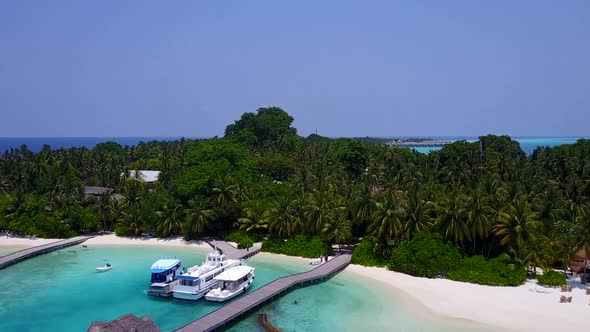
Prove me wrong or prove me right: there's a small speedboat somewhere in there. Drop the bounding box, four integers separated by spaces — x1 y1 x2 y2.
96 264 112 272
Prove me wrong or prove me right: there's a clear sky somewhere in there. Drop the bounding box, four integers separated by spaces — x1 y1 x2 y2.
1 1 589 137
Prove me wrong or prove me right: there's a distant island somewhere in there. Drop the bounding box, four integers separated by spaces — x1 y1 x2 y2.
384 138 452 147
350 136 452 147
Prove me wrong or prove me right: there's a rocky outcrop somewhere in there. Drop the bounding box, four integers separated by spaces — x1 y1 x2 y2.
87 313 160 332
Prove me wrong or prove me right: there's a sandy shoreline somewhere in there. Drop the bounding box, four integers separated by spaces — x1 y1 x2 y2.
0 234 212 250
2 235 587 331
0 237 60 247
84 234 212 249
345 265 589 332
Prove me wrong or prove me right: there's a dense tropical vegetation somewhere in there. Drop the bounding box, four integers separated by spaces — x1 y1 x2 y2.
1 107 589 285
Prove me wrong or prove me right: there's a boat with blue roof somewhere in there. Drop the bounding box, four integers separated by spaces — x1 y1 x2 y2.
147 257 183 297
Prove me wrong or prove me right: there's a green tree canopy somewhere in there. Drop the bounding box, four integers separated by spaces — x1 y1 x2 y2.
224 107 298 149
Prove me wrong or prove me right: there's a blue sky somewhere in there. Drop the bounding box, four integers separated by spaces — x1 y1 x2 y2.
1 1 588 137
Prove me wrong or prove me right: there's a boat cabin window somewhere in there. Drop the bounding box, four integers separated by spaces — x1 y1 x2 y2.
151 272 166 283
179 278 200 287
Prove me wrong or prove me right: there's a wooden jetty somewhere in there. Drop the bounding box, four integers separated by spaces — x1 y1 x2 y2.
0 236 93 270
175 254 352 332
205 240 260 260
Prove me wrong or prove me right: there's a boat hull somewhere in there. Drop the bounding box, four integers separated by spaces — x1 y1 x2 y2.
205 271 254 302
147 280 177 297
172 289 209 301
205 288 245 302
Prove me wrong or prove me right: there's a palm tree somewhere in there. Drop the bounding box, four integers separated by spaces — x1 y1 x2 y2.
184 200 213 238
266 196 296 238
493 198 540 250
304 190 336 234
289 189 308 235
404 184 432 239
3 191 26 222
95 192 113 231
238 201 268 234
209 176 238 208
118 207 143 236
156 204 183 237
435 194 470 244
369 192 405 246
350 184 376 236
466 191 494 254
322 208 352 252
532 183 564 231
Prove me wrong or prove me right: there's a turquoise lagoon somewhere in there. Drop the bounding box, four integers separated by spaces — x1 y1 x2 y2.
0 246 497 332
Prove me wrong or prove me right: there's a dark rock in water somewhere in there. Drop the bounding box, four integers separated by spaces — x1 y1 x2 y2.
87 313 160 332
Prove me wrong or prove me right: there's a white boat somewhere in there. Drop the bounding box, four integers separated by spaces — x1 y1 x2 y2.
172 251 244 301
147 258 183 297
96 264 112 272
204 265 255 302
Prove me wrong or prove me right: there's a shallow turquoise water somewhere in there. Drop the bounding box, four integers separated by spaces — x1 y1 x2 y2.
0 246 309 332
228 270 498 332
0 246 497 332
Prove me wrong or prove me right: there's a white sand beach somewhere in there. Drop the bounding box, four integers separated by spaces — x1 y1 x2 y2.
84 234 212 249
346 264 589 332
0 234 212 250
0 236 60 247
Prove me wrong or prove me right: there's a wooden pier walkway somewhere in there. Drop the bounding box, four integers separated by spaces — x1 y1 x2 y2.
175 253 351 332
0 236 93 270
206 240 260 260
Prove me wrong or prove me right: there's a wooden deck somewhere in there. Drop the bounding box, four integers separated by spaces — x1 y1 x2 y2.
0 236 93 270
175 253 351 332
206 240 261 260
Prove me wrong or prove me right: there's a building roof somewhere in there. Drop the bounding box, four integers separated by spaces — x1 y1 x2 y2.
125 170 160 183
151 258 181 273
84 186 114 195
214 266 254 282
83 186 125 201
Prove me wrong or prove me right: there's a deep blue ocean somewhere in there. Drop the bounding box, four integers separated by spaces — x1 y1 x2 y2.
0 137 195 153
0 136 586 155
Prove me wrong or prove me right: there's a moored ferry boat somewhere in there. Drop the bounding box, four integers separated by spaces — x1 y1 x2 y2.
204 265 255 302
147 258 183 297
172 251 243 301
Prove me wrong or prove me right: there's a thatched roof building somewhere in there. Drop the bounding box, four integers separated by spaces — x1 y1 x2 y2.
83 186 124 201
